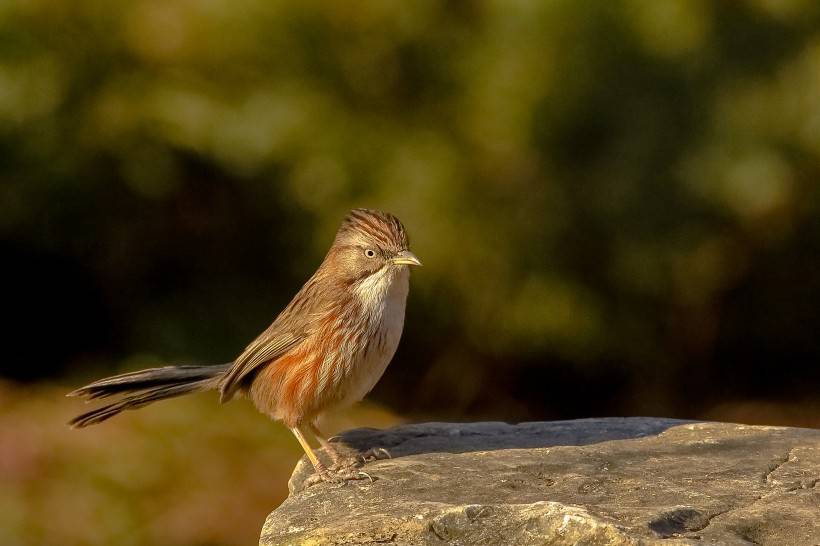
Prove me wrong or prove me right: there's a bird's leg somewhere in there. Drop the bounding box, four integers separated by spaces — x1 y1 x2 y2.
308 423 347 467
292 425 372 487
290 426 329 475
310 423 391 471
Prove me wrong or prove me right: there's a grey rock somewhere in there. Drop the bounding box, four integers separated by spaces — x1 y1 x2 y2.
260 418 820 546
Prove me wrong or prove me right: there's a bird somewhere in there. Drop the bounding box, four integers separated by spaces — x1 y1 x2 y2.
68 208 421 484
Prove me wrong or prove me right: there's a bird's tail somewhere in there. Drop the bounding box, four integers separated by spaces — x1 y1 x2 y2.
67 363 232 428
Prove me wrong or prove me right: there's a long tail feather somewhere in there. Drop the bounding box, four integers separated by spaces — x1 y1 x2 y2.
68 364 230 400
67 363 231 428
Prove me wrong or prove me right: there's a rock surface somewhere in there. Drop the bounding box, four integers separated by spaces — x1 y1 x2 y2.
260 418 820 545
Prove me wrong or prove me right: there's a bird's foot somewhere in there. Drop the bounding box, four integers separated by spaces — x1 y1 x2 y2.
359 447 392 464
304 467 373 488
329 447 391 472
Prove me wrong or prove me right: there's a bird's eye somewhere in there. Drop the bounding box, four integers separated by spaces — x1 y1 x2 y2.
364 248 376 258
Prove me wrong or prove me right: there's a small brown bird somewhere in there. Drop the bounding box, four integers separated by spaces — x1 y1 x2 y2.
68 208 421 484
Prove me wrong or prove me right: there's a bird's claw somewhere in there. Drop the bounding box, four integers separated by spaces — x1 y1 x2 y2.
359 447 391 463
328 447 391 472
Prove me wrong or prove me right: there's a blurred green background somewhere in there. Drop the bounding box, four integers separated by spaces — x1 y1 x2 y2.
3 0 820 544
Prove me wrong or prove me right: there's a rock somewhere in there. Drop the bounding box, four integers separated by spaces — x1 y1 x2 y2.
260 418 820 545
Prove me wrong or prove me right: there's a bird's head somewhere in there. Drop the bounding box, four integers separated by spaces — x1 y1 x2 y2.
325 208 421 288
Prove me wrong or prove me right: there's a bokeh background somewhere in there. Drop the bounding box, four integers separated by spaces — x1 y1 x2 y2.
3 1 820 544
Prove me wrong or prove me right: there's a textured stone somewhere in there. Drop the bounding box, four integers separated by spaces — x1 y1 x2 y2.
260 418 820 545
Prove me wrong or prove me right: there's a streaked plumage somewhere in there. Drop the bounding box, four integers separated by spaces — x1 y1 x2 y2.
68 208 420 483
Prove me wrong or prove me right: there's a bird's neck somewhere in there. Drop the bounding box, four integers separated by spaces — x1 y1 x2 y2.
352 266 409 318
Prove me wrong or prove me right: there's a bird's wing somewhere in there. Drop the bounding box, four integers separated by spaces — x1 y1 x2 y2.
218 276 331 402
217 327 306 402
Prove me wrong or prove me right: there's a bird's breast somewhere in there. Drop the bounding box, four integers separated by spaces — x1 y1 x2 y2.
258 268 410 425
334 267 409 408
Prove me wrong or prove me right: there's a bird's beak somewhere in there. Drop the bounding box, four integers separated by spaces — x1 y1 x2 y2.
391 250 422 267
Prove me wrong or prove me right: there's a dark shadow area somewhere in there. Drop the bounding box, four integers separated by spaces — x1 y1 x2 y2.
335 417 689 459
